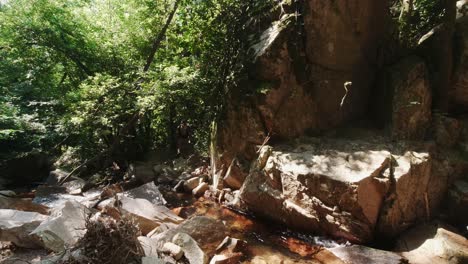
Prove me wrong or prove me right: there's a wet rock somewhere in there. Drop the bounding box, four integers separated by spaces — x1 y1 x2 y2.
447 180 468 224
239 139 438 243
123 182 167 205
100 195 182 235
152 216 227 251
329 245 407 264
192 182 209 197
395 223 468 264
31 201 89 252
162 242 184 260
172 233 208 264
216 236 246 254
0 209 48 248
0 195 49 215
209 253 242 264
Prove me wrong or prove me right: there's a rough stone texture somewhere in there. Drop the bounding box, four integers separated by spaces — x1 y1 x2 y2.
329 245 407 264
433 114 463 147
123 182 167 205
172 233 208 264
152 216 227 250
239 138 443 243
100 196 183 235
223 159 247 190
376 57 432 140
447 180 468 224
31 201 89 252
0 209 48 248
218 0 388 162
395 223 468 264
451 16 468 111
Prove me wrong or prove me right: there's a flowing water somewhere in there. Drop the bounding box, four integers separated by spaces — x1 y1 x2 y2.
160 187 349 263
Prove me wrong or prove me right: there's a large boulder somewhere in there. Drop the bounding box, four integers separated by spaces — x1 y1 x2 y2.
31 201 90 252
0 209 48 248
99 196 183 235
395 222 468 264
238 139 445 243
218 0 388 160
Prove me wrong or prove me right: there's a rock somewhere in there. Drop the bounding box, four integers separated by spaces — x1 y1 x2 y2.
138 236 159 256
184 177 203 192
433 114 463 147
123 182 167 205
152 216 227 252
172 233 208 264
0 209 48 248
130 163 156 183
329 245 407 264
239 139 440 243
0 195 49 215
447 180 468 224
173 180 185 193
141 256 167 264
100 196 183 235
451 16 468 111
192 182 209 197
376 57 432 140
216 236 246 254
209 253 242 264
218 0 389 164
162 242 184 260
31 201 89 252
223 159 247 190
45 169 68 185
62 178 86 195
395 223 468 264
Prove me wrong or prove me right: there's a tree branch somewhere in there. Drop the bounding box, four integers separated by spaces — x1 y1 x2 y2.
143 0 180 72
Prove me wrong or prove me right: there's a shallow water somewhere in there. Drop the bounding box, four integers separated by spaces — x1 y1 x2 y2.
160 187 349 263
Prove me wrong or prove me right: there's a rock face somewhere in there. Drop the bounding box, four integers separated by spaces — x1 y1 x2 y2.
451 16 468 111
376 57 432 140
239 139 445 243
218 0 388 160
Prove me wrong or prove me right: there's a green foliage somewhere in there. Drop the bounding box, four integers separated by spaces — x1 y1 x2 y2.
0 0 275 166
394 0 446 47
